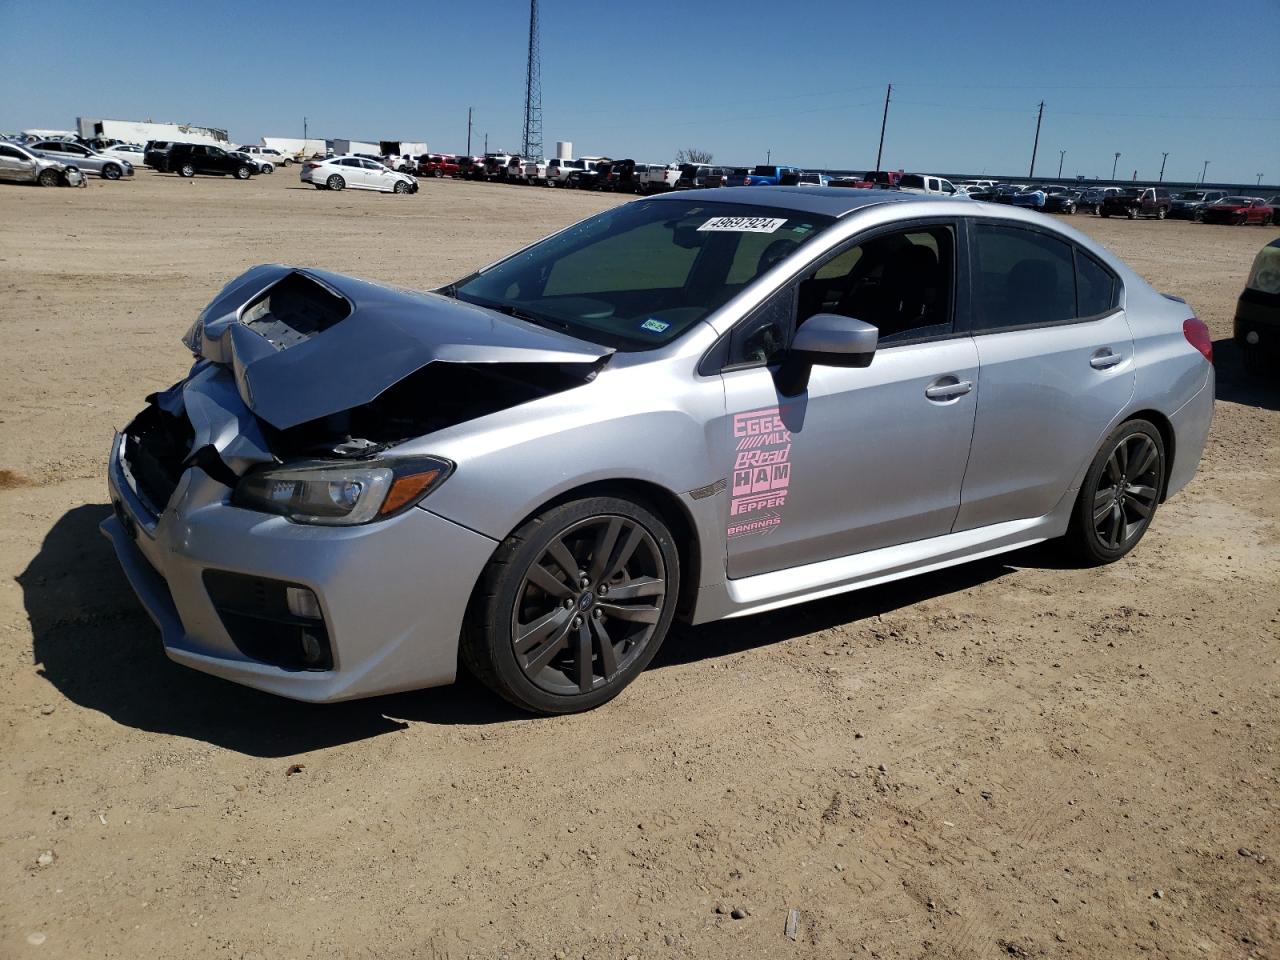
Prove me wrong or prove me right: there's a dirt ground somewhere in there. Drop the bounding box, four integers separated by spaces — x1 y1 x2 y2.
0 170 1276 960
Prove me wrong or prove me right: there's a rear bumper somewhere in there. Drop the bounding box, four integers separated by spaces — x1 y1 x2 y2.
103 435 498 702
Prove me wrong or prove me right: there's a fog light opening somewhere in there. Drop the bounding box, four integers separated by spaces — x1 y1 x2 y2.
285 586 322 620
1246 330 1260 345
300 630 325 666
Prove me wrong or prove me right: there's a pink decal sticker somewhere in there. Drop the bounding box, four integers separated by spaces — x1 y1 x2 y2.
727 407 794 539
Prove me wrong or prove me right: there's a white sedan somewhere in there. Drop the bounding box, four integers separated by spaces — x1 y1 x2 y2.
300 155 418 193
98 143 146 167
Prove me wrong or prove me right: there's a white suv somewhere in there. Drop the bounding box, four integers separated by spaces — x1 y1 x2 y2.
237 145 293 167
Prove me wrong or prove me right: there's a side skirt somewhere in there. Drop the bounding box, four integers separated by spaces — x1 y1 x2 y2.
691 512 1069 623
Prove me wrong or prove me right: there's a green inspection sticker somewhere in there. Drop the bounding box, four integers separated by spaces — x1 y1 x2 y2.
640 318 670 333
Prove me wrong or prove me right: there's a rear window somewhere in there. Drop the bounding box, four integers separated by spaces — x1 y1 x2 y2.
752 165 777 176
898 174 925 189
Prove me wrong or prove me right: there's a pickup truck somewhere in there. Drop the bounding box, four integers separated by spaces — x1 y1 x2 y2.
1170 189 1228 221
545 157 595 186
726 164 800 187
1100 186 1172 220
638 162 681 193
896 173 959 196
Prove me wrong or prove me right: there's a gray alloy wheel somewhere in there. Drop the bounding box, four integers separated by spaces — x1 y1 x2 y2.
326 174 345 191
102 164 121 181
1066 202 1076 215
462 496 680 714
1069 420 1164 564
393 180 409 194
37 168 61 187
178 162 195 178
234 165 251 180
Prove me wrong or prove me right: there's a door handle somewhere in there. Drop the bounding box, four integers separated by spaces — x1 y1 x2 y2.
925 378 973 400
1090 349 1124 370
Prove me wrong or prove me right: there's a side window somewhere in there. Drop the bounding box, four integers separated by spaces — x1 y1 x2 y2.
1076 251 1118 317
0 146 20 159
727 285 796 368
799 225 955 344
971 224 1075 330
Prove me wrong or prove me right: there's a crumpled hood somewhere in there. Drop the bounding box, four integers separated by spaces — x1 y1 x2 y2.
184 264 612 431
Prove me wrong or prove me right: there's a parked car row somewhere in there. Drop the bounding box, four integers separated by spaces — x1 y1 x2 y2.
2 137 135 181
0 140 85 187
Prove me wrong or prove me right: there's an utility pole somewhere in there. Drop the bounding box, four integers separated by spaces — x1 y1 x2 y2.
1258 173 1264 186
1057 149 1065 179
766 148 771 164
1112 152 1120 180
1200 160 1209 185
484 132 489 154
874 83 891 175
1158 152 1168 182
303 116 308 143
1029 101 1044 178
466 107 473 156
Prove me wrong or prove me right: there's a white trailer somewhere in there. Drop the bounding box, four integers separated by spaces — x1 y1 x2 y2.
76 117 229 146
262 137 328 160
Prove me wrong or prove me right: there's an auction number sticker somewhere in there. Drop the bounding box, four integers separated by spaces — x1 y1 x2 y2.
697 216 788 233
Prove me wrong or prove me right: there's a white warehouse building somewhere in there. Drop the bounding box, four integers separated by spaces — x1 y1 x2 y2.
76 117 229 146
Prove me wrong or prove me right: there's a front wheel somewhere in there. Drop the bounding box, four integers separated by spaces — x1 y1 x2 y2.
462 496 680 715
393 180 409 194
234 165 252 180
37 168 61 187
326 174 345 191
1156 207 1166 220
1194 209 1205 222
1127 207 1139 220
1066 420 1164 565
1099 208 1110 218
102 164 122 181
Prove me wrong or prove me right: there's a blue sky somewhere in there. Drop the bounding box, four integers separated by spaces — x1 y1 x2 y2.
2 0 1277 185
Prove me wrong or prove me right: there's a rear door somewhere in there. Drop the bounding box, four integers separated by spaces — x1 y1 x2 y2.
956 220 1133 531
0 145 35 181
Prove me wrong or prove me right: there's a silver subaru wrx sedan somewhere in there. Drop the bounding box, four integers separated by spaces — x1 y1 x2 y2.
102 189 1215 714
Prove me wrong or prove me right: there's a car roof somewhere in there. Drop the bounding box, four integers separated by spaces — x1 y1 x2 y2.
645 185 925 217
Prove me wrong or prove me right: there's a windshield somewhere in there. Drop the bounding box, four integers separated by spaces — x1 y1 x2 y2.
449 199 834 349
1116 188 1140 197
1179 191 1206 201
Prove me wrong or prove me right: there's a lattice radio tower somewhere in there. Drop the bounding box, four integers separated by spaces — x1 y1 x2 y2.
522 0 544 160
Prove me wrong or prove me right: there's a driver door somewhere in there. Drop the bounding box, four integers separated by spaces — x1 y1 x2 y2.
713 220 980 579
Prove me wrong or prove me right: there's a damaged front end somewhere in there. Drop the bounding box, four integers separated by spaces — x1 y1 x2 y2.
122 264 612 520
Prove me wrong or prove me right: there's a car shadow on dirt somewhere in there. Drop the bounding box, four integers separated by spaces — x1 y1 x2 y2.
1213 337 1279 411
22 504 1045 757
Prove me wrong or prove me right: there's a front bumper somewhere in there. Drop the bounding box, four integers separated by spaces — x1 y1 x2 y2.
1234 294 1280 357
103 435 498 702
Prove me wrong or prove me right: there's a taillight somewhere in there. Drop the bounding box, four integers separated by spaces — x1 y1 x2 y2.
1182 317 1213 364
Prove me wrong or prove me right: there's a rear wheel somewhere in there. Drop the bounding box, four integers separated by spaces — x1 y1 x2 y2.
326 174 345 191
1260 214 1272 226
1194 208 1205 222
37 168 61 187
1099 208 1110 218
1066 420 1164 565
102 164 122 181
462 496 680 714
178 163 195 178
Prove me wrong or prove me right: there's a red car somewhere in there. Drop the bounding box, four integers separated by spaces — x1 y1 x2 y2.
417 153 460 178
1201 196 1275 226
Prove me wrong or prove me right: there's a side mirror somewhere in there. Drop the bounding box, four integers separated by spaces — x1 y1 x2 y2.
775 314 878 396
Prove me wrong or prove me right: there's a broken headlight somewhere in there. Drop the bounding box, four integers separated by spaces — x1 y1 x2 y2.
233 456 453 525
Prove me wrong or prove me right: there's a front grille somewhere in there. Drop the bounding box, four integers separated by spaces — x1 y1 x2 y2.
202 570 334 671
121 403 194 515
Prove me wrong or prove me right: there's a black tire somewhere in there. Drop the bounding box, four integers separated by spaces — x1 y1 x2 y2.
1066 202 1076 215
234 165 251 180
462 496 681 715
326 174 345 191
393 180 409 194
281 158 292 166
102 164 121 181
262 164 273 174
1066 419 1165 565
1099 208 1110 218
178 163 195 178
433 169 443 178
313 184 325 190
1127 206 1139 220
1260 214 1272 226
37 168 61 187
1156 207 1166 220
1194 208 1205 222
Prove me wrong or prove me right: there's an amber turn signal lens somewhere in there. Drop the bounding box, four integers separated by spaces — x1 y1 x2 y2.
379 470 442 515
